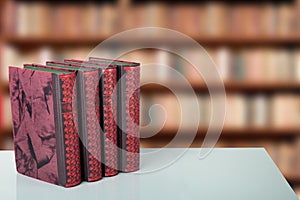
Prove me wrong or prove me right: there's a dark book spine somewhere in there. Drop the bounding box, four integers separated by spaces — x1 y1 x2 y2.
100 68 118 176
118 65 140 172
53 73 82 187
77 70 102 182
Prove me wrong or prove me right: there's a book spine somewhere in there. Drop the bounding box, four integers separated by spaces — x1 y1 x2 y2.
77 70 102 181
100 68 118 176
53 73 81 187
63 59 119 176
118 65 140 172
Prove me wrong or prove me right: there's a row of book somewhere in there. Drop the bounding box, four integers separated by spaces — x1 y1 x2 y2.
3 46 300 86
3 46 300 90
121 48 300 85
3 1 300 37
9 58 140 187
141 93 300 130
3 2 118 37
123 2 300 37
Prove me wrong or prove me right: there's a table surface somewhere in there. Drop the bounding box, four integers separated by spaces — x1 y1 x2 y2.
0 148 298 200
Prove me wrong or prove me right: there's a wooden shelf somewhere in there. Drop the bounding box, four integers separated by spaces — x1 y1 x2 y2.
4 79 300 94
142 127 300 138
0 127 12 137
0 82 9 94
3 35 300 46
0 127 12 149
218 82 300 92
191 35 300 46
3 81 300 96
3 125 299 139
218 127 300 139
2 81 300 95
285 173 300 184
141 82 300 94
3 35 109 46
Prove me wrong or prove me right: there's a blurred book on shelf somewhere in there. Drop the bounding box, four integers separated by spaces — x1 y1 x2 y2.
1 1 300 38
141 93 300 131
123 47 300 86
4 1 118 37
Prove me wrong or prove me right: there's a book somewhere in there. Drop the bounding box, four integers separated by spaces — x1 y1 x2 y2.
249 94 269 127
89 57 140 173
293 49 300 81
224 94 247 128
205 2 228 36
64 59 119 177
244 48 265 83
260 3 277 36
242 5 261 37
214 46 231 81
271 94 299 128
277 4 294 36
44 62 103 181
9 65 81 187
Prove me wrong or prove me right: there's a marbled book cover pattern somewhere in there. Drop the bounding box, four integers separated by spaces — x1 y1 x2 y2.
9 67 59 184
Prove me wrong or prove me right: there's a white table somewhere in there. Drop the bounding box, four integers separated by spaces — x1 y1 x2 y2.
0 148 298 200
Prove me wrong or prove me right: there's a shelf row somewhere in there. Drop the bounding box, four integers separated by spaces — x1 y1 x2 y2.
2 82 300 95
2 39 300 88
0 82 300 95
1 35 300 46
2 1 300 39
141 93 300 131
141 82 300 93
141 127 300 138
1 126 300 139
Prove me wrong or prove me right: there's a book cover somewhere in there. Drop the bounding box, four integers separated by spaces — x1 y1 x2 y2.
9 66 81 187
89 57 140 173
44 62 103 181
64 59 118 177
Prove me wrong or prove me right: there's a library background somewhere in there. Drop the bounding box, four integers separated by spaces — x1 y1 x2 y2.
1 0 300 195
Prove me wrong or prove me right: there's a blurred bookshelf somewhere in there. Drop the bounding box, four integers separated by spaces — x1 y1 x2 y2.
1 0 300 194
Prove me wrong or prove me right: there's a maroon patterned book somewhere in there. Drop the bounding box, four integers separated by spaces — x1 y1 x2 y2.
9 66 81 187
64 59 119 177
44 62 103 182
88 57 140 173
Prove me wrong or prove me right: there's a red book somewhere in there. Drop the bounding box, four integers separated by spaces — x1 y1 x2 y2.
64 59 119 177
9 66 81 187
43 62 103 181
89 57 140 173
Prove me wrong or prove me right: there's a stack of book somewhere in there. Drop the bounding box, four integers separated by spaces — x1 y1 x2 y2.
8 58 140 187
